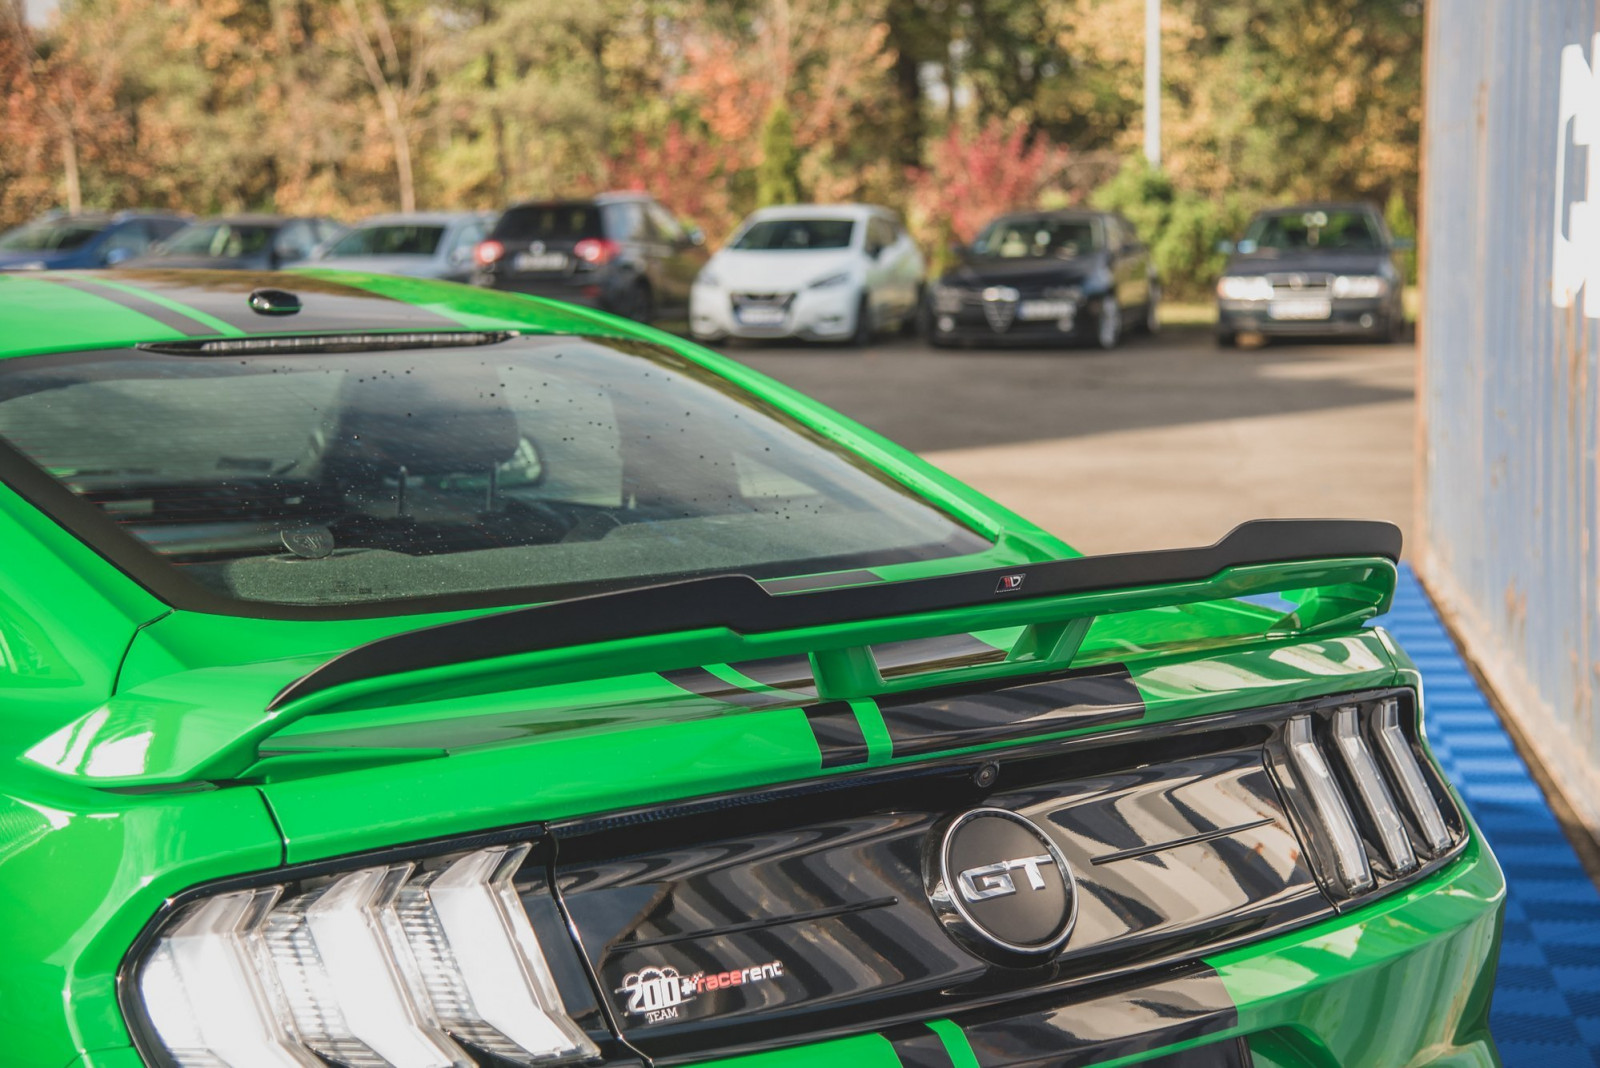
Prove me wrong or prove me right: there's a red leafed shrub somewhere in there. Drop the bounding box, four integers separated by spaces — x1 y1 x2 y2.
604 121 746 242
906 120 1067 254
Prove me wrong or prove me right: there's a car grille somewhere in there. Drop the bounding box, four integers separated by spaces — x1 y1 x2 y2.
731 292 796 308
548 684 1464 1063
1265 272 1334 297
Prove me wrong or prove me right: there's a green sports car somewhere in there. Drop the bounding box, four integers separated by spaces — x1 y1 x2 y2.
0 269 1501 1068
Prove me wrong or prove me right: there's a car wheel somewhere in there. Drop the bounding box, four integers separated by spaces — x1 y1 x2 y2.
849 293 873 347
1144 284 1161 335
1096 296 1121 350
617 280 654 323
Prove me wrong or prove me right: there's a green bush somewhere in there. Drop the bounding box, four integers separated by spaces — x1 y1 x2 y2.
1090 159 1247 301
756 104 802 208
1385 188 1417 285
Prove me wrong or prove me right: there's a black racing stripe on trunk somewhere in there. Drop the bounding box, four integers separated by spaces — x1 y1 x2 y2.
955 963 1240 1067
886 1029 958 1068
729 654 817 696
36 276 215 336
881 664 1145 759
659 667 794 710
875 633 1005 677
803 701 869 768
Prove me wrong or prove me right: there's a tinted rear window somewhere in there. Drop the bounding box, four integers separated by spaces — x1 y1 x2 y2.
0 336 988 614
495 205 602 242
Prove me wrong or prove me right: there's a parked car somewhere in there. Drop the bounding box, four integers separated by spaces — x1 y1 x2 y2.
0 211 190 271
690 203 924 344
1215 202 1410 345
472 192 707 323
124 214 345 270
0 265 1501 1068
312 211 496 282
926 209 1157 349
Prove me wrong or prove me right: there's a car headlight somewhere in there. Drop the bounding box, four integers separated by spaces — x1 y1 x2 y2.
695 267 720 288
808 271 852 290
134 841 599 1067
1217 275 1274 301
1331 274 1388 299
1085 265 1113 293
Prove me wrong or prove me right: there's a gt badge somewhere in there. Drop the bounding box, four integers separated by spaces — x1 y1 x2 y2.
924 807 1077 966
996 573 1026 593
618 959 785 1024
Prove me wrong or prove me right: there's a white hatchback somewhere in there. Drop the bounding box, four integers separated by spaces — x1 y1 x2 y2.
690 204 925 344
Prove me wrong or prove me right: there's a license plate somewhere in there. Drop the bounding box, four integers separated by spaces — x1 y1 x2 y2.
513 251 569 272
1018 299 1076 321
737 306 787 326
1269 297 1332 320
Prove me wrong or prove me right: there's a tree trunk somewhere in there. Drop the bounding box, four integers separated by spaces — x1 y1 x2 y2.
60 125 81 212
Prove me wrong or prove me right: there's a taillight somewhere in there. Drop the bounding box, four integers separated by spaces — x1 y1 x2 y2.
133 842 599 1067
573 238 619 266
473 240 504 267
1273 694 1463 898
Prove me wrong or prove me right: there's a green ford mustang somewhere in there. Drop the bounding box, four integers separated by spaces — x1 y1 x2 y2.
0 269 1501 1067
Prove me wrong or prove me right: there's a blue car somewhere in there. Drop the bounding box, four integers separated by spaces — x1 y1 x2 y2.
0 211 191 271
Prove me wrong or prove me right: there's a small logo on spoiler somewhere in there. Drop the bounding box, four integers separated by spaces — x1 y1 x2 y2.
995 573 1026 593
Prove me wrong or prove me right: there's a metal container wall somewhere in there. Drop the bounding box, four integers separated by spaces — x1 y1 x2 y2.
1421 1 1600 832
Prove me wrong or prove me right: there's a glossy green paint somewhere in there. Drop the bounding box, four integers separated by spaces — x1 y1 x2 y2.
0 272 1501 1066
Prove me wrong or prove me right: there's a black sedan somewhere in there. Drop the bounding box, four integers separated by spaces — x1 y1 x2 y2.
1214 203 1410 345
925 210 1158 349
123 214 345 270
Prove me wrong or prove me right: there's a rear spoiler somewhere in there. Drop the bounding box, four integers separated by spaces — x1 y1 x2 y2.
24 518 1401 787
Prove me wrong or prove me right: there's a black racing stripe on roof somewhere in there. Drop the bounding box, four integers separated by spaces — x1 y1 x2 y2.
35 276 215 337
95 270 461 335
803 701 870 768
880 664 1144 759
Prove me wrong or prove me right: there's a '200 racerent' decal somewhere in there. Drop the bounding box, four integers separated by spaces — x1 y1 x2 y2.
618 960 786 1024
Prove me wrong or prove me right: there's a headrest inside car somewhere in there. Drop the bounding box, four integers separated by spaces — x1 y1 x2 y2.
326 369 520 479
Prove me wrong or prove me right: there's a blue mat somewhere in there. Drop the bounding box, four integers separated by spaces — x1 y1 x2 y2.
1388 566 1600 1066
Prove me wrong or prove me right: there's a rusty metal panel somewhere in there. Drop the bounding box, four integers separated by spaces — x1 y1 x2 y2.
1420 0 1600 833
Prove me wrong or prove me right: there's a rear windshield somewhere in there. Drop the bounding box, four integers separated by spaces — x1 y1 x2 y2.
324 225 445 257
972 217 1099 259
1243 210 1381 251
495 205 602 242
159 223 273 257
731 219 855 250
0 220 103 251
0 336 988 613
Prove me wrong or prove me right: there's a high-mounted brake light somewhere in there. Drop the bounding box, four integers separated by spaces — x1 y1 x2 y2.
473 239 505 267
573 238 619 266
136 844 599 1068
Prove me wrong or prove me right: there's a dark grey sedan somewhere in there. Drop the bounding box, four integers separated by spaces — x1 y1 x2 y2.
1214 203 1411 345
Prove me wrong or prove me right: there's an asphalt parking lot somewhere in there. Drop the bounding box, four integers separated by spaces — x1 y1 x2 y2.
723 326 1417 555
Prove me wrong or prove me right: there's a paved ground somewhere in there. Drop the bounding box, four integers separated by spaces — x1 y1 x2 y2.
722 326 1416 555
